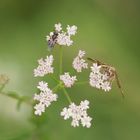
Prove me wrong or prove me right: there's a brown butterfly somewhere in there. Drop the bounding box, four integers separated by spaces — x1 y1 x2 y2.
87 57 125 99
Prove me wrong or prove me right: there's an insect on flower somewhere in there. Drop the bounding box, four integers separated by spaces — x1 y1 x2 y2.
46 23 77 50
87 57 125 99
47 31 59 50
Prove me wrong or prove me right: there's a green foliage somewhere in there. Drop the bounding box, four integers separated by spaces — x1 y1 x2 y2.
0 0 140 139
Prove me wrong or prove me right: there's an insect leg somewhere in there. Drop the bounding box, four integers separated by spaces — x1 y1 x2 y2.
115 71 125 99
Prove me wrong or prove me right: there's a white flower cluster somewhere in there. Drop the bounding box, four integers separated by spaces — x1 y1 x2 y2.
61 100 92 128
60 72 77 88
34 81 58 116
46 23 77 47
34 55 54 77
73 50 88 72
54 23 62 32
89 63 111 92
57 32 73 46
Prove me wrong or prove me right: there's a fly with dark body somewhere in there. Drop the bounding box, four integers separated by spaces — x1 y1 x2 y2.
48 31 59 50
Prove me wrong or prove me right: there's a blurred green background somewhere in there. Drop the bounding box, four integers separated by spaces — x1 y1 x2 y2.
0 0 140 140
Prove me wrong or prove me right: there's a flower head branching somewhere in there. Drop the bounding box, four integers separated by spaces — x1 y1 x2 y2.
32 23 125 128
0 23 124 129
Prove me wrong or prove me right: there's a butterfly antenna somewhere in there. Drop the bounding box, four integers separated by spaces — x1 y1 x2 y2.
87 57 96 62
87 57 104 65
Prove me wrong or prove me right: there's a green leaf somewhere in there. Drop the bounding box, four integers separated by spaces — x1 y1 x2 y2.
6 91 21 100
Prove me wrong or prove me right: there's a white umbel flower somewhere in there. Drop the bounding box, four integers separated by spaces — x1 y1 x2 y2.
60 100 92 128
37 81 48 92
57 32 73 46
80 100 89 110
34 81 58 116
78 50 86 58
89 63 112 92
91 63 101 74
46 23 77 48
60 72 77 88
81 116 92 128
67 25 77 35
101 81 111 91
89 72 102 89
34 103 45 116
60 107 71 120
54 23 62 32
73 50 88 72
71 119 79 127
34 55 54 77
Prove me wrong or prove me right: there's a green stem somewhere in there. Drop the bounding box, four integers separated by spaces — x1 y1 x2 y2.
52 83 63 92
62 88 72 104
51 75 59 83
0 91 33 106
59 46 63 75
